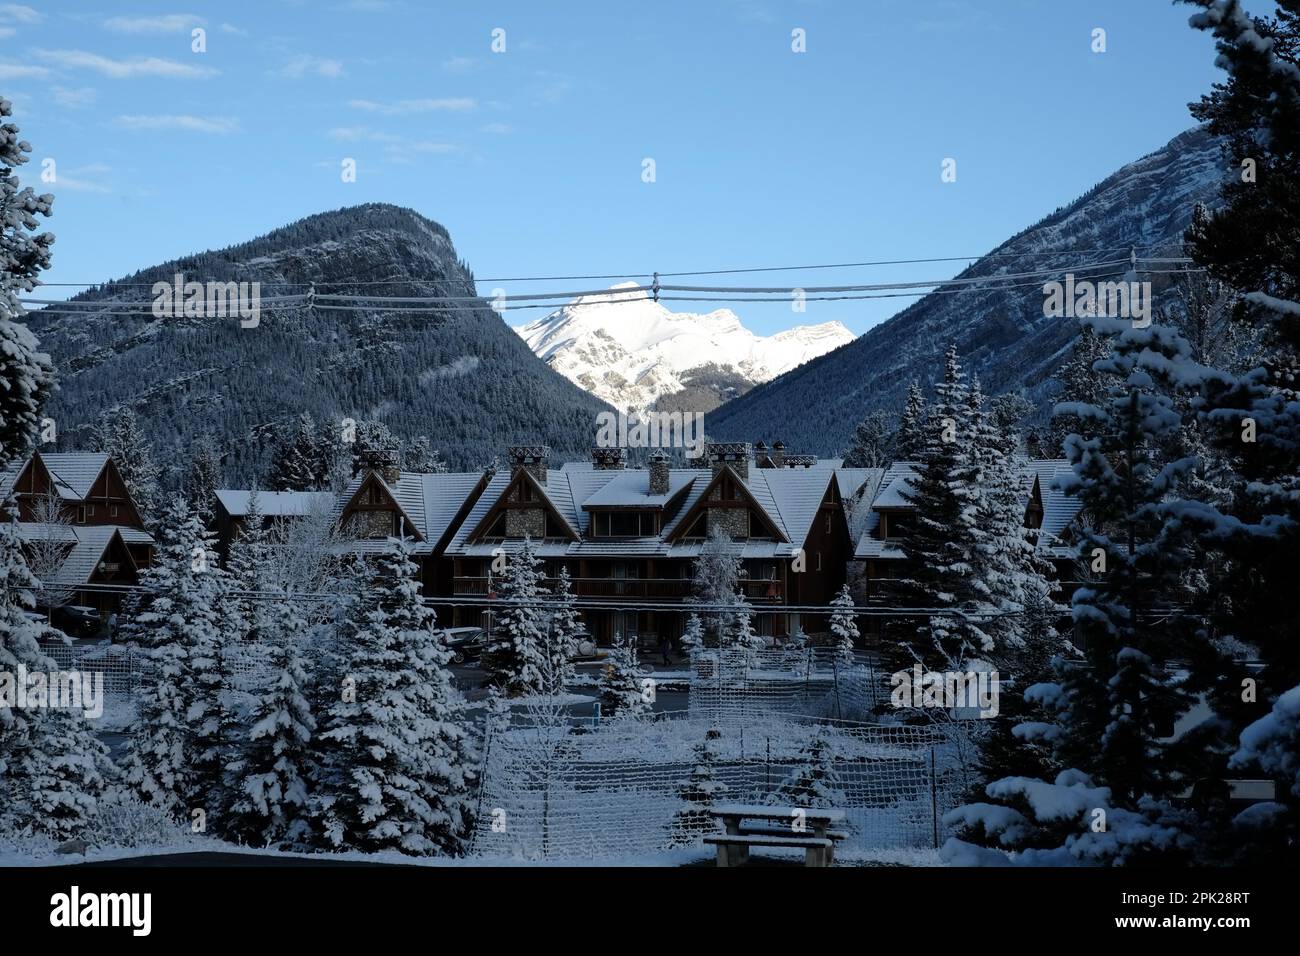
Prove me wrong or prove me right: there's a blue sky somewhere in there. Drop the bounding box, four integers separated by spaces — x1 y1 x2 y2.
2 0 1226 335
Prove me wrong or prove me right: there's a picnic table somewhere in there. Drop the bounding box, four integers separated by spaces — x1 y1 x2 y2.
705 803 847 867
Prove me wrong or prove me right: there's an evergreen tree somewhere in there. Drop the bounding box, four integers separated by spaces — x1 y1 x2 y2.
690 526 743 647
403 435 448 473
93 407 162 525
0 518 113 840
768 730 846 809
270 413 322 492
829 584 859 666
894 381 928 461
0 97 54 471
680 613 705 656
843 409 895 468
230 595 316 849
669 727 728 846
892 345 989 671
480 538 549 696
726 596 765 653
122 496 228 818
543 567 582 695
312 540 475 855
185 435 222 522
1049 326 1110 456
225 490 276 644
599 632 648 719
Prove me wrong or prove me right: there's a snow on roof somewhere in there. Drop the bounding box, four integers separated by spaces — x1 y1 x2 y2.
215 489 336 518
750 466 838 546
38 453 110 500
334 470 489 553
581 470 696 509
0 467 17 500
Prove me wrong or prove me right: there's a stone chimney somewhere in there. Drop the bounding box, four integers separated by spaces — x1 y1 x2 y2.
591 446 626 470
358 443 401 484
507 445 549 483
648 449 670 496
784 454 817 469
706 441 751 481
770 440 786 469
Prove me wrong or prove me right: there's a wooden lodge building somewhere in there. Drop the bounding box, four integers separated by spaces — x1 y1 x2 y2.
0 451 156 617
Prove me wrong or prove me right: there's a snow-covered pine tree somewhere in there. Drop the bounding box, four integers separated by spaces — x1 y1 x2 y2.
829 584 859 666
727 595 765 653
185 436 222 522
229 594 316 849
312 539 475 855
669 727 728 846
269 413 322 492
1165 0 1300 863
680 612 705 656
599 632 648 719
349 420 400 478
0 517 113 840
1048 325 1110 457
690 526 742 647
121 495 228 819
0 97 54 471
225 490 276 643
768 730 846 810
480 537 549 696
543 567 582 695
944 314 1205 866
0 113 112 839
403 435 448 473
894 380 928 461
892 345 988 673
93 407 162 525
843 409 895 468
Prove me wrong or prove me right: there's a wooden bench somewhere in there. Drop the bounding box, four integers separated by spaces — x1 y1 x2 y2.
707 804 848 867
704 833 834 868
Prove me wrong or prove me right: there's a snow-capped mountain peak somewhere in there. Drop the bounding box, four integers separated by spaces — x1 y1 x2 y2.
514 283 854 412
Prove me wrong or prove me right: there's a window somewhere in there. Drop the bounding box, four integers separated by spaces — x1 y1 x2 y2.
884 513 912 539
748 511 772 539
76 506 85 523
592 511 654 537
87 505 96 518
816 551 823 571
110 505 119 518
825 513 833 534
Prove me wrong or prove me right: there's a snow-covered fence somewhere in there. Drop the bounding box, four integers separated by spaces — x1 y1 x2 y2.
37 640 279 703
38 642 146 699
687 647 886 724
471 712 960 861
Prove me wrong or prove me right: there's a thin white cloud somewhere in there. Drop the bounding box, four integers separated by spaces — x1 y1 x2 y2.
0 27 14 39
0 4 41 24
442 56 478 74
52 86 97 108
220 23 246 35
114 114 238 133
0 63 50 79
480 122 511 135
35 49 218 79
281 54 344 79
348 96 475 114
47 163 111 194
103 14 204 35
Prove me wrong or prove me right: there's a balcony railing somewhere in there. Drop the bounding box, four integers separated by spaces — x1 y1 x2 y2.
451 575 783 602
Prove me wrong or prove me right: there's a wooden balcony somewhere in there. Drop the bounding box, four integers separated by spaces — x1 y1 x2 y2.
451 575 784 603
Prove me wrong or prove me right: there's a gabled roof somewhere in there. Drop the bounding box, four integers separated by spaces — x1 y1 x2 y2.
333 469 494 555
35 453 111 500
215 489 336 518
853 458 1083 560
15 523 141 587
664 465 788 544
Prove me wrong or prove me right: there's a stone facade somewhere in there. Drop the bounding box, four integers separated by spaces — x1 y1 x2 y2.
346 509 393 539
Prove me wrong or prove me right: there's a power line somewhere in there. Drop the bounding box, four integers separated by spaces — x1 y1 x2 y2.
30 244 1187 288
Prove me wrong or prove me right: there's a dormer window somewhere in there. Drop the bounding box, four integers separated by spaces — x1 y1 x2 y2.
592 511 656 537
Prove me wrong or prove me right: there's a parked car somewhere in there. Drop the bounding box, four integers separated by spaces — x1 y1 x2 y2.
443 627 487 665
